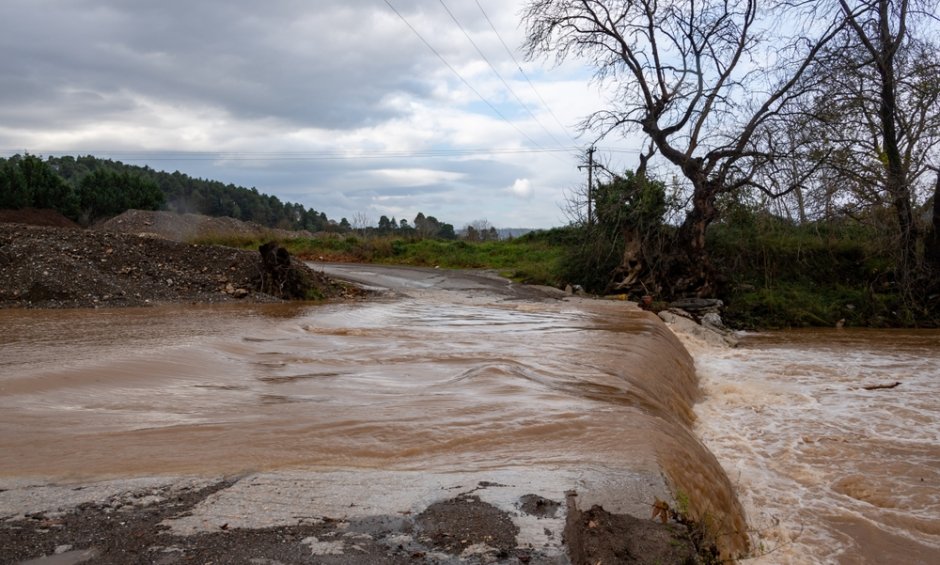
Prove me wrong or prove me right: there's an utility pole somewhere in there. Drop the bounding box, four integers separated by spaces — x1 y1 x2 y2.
578 146 596 226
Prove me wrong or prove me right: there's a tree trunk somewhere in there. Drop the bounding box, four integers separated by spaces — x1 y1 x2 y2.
643 126 721 297
881 81 918 281
926 172 940 272
675 182 719 296
794 186 808 224
874 0 918 285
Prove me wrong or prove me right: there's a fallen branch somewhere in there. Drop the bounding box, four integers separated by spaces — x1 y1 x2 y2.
862 381 901 391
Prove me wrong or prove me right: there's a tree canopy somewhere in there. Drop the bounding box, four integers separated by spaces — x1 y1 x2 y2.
525 0 939 301
0 154 339 231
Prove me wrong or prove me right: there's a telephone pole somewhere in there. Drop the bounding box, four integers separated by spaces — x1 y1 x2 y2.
578 146 596 226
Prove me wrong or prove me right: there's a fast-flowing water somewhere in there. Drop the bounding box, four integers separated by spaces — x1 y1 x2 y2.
691 329 940 564
0 279 747 555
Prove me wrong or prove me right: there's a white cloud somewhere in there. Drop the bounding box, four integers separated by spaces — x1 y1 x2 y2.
0 0 651 228
507 178 534 199
368 168 465 186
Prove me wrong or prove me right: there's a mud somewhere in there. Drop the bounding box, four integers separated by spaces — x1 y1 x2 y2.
0 477 566 565
563 493 699 565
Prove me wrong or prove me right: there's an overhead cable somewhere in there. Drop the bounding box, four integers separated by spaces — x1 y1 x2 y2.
1 146 584 162
437 0 568 150
381 0 546 150
473 0 580 146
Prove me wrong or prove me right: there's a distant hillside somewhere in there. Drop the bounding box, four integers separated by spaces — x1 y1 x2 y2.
0 154 337 231
499 228 535 239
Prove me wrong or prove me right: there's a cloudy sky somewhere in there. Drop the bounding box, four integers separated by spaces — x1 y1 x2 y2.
0 0 643 228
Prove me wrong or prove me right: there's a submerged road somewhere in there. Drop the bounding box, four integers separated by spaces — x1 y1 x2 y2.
0 264 744 564
312 262 562 298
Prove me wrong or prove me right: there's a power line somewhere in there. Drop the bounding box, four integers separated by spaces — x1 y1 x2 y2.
381 0 545 150
473 0 580 146
1 146 582 162
436 0 567 150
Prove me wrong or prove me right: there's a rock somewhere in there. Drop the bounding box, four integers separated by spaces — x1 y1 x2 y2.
518 494 561 518
301 535 345 555
659 310 738 348
668 298 723 313
701 312 725 330
232 288 249 299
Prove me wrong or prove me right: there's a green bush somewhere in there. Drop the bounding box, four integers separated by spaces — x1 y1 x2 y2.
708 212 915 327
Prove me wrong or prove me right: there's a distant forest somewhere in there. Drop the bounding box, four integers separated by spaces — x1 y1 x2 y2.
0 154 465 239
0 154 338 231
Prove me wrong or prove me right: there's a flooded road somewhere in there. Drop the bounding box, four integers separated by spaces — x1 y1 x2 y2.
692 329 940 564
0 264 746 556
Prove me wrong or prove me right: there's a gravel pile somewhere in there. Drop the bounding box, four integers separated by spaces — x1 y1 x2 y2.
0 223 340 309
0 208 80 228
95 209 313 242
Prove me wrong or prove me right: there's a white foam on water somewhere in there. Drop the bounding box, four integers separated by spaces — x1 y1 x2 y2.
689 330 940 563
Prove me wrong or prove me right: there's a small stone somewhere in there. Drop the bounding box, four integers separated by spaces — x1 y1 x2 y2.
701 312 725 329
54 544 73 554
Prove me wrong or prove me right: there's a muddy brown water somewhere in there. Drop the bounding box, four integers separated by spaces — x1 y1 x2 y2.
0 277 746 555
692 329 940 564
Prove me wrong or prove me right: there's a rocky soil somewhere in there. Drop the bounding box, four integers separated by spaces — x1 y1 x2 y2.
0 208 81 229
0 222 344 309
95 209 313 242
0 478 705 565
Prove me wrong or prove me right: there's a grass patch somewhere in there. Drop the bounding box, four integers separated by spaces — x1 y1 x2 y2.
386 238 564 285
189 233 567 287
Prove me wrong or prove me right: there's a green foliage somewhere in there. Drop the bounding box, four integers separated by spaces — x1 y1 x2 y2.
708 209 919 327
389 238 563 284
559 226 624 292
0 154 79 218
43 155 337 231
594 170 667 233
78 169 164 222
559 170 669 293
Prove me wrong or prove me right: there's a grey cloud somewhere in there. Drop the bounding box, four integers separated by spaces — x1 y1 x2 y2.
0 0 458 130
0 0 582 227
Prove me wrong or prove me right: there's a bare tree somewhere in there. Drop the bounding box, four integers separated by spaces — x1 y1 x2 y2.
351 211 372 237
466 218 497 241
831 0 940 283
524 0 845 294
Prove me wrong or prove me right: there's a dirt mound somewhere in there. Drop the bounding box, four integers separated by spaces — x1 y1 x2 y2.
0 224 343 309
0 208 80 228
564 502 699 565
96 209 313 242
